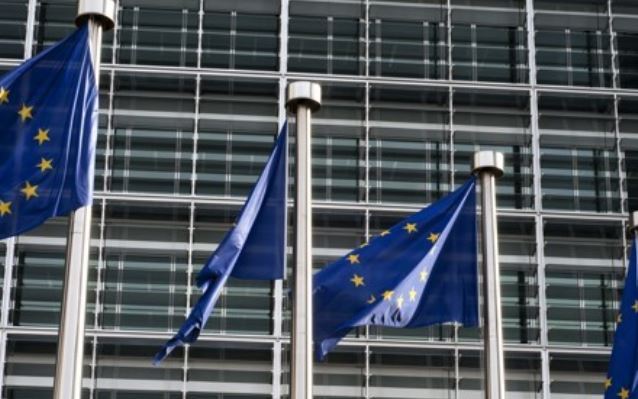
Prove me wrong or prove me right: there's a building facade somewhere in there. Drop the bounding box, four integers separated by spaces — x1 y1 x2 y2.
0 0 637 397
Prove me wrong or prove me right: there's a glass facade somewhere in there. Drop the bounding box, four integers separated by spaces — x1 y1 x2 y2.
0 0 635 397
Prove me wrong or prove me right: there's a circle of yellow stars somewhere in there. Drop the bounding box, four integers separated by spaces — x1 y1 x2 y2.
0 92 52 218
345 222 440 311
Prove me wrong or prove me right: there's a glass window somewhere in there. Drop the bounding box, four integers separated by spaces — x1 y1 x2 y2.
95 338 183 398
453 89 533 209
197 77 278 197
117 1 199 67
451 2 528 83
203 1 280 71
289 0 365 75
619 97 638 211
369 348 454 398
369 85 450 205
314 347 365 398
100 201 189 331
0 0 27 59
109 73 195 195
539 94 620 212
544 220 624 346
187 341 273 396
549 353 607 398
614 3 638 88
3 335 91 398
313 83 365 202
369 2 448 80
193 204 274 335
535 5 612 87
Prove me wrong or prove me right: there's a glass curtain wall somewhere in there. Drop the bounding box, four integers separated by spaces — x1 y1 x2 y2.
0 0 635 398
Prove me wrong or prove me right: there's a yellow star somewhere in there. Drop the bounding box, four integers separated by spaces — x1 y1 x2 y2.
18 104 33 122
367 294 376 304
403 223 417 234
409 288 417 301
632 300 638 313
380 230 390 237
427 232 440 243
0 201 11 216
34 128 50 145
36 158 53 172
0 87 9 104
617 313 622 324
382 290 394 301
347 254 360 265
604 377 612 390
396 295 404 309
20 181 38 200
420 270 428 282
350 274 365 287
617 387 629 399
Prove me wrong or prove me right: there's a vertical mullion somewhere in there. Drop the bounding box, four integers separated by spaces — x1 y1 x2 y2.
23 0 36 59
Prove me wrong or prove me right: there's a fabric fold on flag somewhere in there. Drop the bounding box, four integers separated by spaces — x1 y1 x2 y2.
154 123 288 365
313 177 478 360
603 238 638 399
0 24 97 240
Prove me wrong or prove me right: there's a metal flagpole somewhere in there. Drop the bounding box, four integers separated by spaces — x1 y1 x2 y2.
286 81 321 399
472 151 506 399
52 2 114 399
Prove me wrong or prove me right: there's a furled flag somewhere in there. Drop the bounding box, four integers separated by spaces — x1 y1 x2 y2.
604 237 638 399
154 123 288 364
313 177 478 360
0 24 97 240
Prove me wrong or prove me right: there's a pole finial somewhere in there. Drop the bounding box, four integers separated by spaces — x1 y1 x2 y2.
75 0 116 31
286 81 321 112
472 151 505 178
631 211 638 234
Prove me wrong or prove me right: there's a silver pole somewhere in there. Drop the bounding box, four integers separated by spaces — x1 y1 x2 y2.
472 151 506 399
52 2 114 399
286 82 321 399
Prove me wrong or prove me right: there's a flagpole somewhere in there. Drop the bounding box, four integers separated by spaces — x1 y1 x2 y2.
632 212 638 235
52 2 114 399
286 81 321 399
472 151 506 399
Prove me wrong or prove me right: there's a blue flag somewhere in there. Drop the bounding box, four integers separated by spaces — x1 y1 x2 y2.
0 25 97 240
313 177 478 360
154 123 288 364
604 238 638 399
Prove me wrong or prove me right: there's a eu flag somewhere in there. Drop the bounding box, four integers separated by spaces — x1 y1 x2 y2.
154 123 288 364
0 25 97 240
604 238 638 399
313 177 478 360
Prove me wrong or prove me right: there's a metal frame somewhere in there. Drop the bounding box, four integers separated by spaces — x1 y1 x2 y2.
0 1 637 398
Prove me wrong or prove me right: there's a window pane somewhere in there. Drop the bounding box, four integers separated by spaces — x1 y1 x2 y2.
289 0 365 75
110 73 195 195
101 201 189 331
549 353 607 398
0 0 27 59
117 1 199 67
196 78 278 197
369 1 448 80
539 94 620 212
544 220 624 346
95 338 183 398
369 85 450 205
